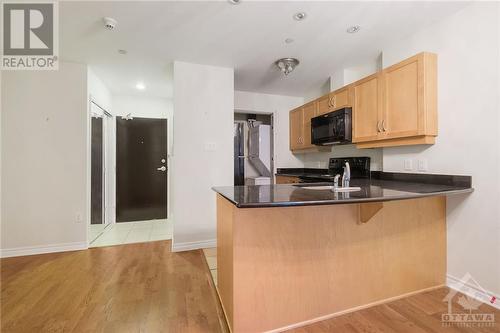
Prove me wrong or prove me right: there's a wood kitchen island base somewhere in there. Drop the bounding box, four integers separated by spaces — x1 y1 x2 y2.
216 194 446 332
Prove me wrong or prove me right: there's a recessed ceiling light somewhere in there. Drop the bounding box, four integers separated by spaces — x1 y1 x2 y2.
293 12 307 21
285 38 294 44
346 25 361 34
118 49 127 55
136 82 146 90
228 0 241 4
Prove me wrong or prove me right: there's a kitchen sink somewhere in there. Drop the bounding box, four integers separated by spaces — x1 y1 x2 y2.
298 186 361 192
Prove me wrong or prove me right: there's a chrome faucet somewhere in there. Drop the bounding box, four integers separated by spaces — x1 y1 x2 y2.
342 162 351 188
333 174 341 190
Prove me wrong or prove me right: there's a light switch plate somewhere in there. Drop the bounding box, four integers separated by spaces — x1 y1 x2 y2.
418 159 428 172
204 142 217 152
404 159 413 171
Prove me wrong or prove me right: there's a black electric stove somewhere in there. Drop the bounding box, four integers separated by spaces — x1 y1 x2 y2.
296 157 371 183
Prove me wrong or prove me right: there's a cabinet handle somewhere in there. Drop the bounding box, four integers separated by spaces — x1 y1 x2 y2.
328 97 332 107
332 96 336 108
377 120 382 133
382 119 387 132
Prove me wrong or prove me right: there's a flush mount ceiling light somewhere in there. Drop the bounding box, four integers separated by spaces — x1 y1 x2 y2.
346 25 361 34
228 0 241 4
275 58 300 76
136 82 146 90
293 12 307 21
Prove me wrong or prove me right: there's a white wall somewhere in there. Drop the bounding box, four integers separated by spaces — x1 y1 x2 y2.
1 62 89 256
380 2 500 295
234 91 304 171
88 68 112 112
172 61 233 250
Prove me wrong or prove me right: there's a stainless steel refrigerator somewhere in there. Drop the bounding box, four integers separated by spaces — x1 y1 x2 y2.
234 123 245 185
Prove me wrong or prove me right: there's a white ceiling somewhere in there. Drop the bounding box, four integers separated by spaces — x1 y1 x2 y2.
60 1 469 99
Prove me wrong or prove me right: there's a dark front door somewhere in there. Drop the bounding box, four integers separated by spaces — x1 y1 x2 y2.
116 118 168 222
91 117 104 224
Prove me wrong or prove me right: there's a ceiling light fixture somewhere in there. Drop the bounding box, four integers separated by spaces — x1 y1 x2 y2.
346 25 361 34
285 38 294 44
293 12 307 21
118 49 127 55
136 82 146 90
275 58 300 76
228 0 241 4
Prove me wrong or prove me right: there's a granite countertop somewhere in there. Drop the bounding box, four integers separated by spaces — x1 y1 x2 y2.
212 172 473 208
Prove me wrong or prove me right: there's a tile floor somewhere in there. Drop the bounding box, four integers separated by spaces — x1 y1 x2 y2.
89 219 173 247
203 247 217 286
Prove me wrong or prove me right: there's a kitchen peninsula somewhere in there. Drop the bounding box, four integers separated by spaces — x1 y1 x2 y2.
212 172 472 332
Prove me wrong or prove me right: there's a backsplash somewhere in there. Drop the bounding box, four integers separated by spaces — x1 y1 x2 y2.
299 145 383 171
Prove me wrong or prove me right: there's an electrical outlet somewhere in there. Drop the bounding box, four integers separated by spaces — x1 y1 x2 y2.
418 159 428 172
404 159 413 171
76 212 83 223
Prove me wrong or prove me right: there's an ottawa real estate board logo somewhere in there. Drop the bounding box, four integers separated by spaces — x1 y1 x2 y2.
1 2 58 70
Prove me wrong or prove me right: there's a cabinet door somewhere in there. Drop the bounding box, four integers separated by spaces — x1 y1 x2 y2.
352 74 382 142
317 95 331 115
332 88 350 109
302 102 317 147
382 56 421 138
289 108 304 150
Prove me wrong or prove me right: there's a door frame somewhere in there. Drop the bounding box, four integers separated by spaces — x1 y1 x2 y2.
87 98 113 245
234 110 275 183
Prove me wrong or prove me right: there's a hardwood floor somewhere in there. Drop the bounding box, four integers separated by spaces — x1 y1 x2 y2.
292 287 500 333
1 241 228 333
2 241 498 333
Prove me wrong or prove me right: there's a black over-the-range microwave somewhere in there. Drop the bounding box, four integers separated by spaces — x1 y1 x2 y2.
311 107 352 145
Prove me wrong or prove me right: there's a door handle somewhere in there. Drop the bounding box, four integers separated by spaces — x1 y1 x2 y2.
157 166 166 172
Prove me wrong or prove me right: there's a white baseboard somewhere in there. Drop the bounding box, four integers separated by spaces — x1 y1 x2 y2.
0 242 88 258
446 274 500 310
171 239 216 252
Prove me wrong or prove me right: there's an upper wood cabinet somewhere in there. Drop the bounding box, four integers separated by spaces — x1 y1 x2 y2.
289 101 321 152
289 52 437 151
289 107 304 150
317 87 351 115
302 102 317 148
352 73 383 143
353 52 437 148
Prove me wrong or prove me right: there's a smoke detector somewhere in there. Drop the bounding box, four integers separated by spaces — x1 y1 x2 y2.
103 17 117 30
